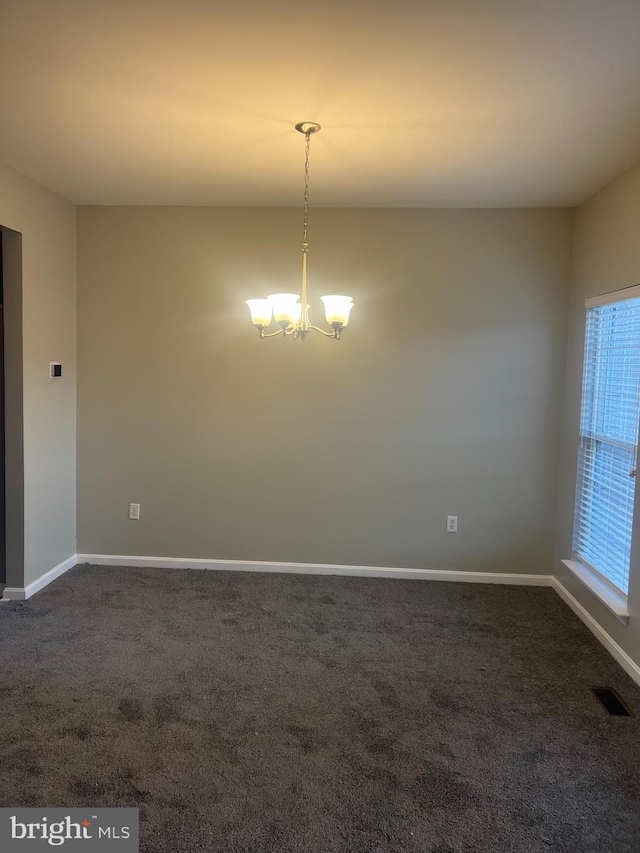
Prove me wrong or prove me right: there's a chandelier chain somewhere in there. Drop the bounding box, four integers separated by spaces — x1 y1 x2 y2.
302 132 311 253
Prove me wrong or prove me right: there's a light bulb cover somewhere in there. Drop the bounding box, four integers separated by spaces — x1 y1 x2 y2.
267 293 301 324
320 295 354 327
246 299 272 328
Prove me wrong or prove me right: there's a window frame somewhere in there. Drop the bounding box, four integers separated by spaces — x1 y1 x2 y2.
564 283 640 623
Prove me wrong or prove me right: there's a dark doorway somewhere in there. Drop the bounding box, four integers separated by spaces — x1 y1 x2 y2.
0 225 24 595
0 230 4 588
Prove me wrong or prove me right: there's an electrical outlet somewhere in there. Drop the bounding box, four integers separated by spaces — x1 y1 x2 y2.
447 515 458 533
129 503 140 520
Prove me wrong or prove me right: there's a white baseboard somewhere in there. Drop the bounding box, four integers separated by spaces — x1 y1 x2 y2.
1 554 77 601
551 577 640 687
76 553 553 586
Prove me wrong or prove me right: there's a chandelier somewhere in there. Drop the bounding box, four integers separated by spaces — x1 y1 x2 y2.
246 122 354 341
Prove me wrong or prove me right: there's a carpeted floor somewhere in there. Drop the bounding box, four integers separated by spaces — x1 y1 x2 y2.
1 566 639 852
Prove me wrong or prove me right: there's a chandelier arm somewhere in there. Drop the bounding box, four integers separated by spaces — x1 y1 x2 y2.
259 329 290 339
309 325 338 338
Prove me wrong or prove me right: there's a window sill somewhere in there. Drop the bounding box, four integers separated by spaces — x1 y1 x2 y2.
562 560 630 624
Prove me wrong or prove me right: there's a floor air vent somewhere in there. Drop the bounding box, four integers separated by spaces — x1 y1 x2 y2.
591 687 633 717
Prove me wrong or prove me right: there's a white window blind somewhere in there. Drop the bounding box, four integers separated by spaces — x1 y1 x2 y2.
573 288 640 595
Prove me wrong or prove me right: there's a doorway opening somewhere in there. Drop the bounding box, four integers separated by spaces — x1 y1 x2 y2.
0 230 4 589
0 224 24 596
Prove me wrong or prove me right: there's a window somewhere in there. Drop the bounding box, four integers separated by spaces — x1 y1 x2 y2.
572 286 640 598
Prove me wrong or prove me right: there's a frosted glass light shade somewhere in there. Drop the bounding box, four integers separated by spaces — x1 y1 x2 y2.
268 293 300 325
246 299 272 327
320 295 354 327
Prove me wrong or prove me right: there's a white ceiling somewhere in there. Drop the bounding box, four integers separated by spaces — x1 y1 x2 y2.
2 0 640 207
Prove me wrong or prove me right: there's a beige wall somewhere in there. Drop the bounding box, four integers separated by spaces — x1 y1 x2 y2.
555 164 640 665
77 206 573 573
0 163 76 587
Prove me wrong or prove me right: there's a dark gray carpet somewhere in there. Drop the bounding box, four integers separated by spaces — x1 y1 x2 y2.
1 566 639 853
